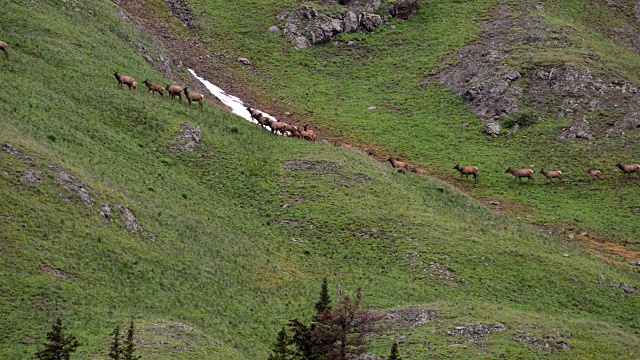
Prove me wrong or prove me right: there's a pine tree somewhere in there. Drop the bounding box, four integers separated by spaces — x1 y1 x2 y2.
108 324 122 360
35 318 82 360
122 318 140 360
388 342 401 360
268 326 293 360
314 278 331 316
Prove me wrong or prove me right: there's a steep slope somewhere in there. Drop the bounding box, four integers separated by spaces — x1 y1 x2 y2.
0 1 639 359
119 0 640 261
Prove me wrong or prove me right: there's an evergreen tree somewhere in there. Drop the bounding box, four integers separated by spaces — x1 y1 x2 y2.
314 278 331 316
268 326 293 360
122 319 140 360
288 319 319 360
108 324 122 360
35 318 82 360
388 342 401 360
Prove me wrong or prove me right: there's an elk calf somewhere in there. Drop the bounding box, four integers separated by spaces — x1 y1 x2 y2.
388 158 410 170
506 168 534 182
588 167 602 181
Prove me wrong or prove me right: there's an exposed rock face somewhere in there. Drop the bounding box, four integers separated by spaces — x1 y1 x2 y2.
50 164 95 206
21 168 43 185
268 25 281 35
172 123 203 151
389 0 420 20
279 2 388 48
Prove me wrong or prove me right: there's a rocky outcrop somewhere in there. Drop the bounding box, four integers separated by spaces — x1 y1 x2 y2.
389 0 420 20
277 2 395 49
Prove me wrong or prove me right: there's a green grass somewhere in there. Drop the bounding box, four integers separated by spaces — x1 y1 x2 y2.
0 1 639 359
181 0 640 251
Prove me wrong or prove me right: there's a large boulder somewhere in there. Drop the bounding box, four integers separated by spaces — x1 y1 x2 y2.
308 18 343 44
389 0 420 20
343 10 360 33
360 13 382 32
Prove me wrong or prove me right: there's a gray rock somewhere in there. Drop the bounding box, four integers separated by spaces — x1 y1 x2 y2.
293 36 310 49
51 165 95 206
268 25 281 35
100 204 112 219
360 13 382 32
116 205 142 232
344 10 360 33
389 0 420 20
484 123 502 137
21 167 43 185
237 57 252 66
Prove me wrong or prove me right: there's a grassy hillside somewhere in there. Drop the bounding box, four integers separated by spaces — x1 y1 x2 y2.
0 1 639 359
138 0 640 259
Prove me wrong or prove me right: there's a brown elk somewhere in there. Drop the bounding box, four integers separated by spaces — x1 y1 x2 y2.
616 163 640 178
165 84 183 101
113 71 135 90
0 41 8 59
183 87 204 108
143 80 164 97
506 168 534 182
296 126 317 142
453 164 478 181
413 168 428 175
388 158 410 170
540 169 563 183
267 118 288 135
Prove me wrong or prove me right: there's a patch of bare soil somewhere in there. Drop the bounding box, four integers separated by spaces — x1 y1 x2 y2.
405 253 461 286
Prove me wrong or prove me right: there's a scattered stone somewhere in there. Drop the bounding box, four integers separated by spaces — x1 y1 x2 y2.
507 123 520 136
21 168 43 185
268 25 281 35
292 238 305 244
2 143 31 161
384 307 438 328
484 123 502 137
447 323 507 341
161 0 201 34
568 234 574 240
172 123 203 151
100 204 112 219
50 164 95 206
368 106 377 110
174 322 194 332
563 254 569 258
487 201 500 205
115 205 142 232
237 57 252 66
41 267 73 280
512 330 571 352
389 0 420 20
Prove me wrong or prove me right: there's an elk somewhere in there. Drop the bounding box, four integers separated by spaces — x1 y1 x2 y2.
0 41 8 59
131 81 137 91
165 84 183 101
413 168 428 175
588 167 602 181
143 79 164 97
267 118 288 135
616 163 640 178
453 164 478 181
183 87 204 108
113 71 135 90
296 126 316 141
505 168 534 182
540 169 563 183
388 158 410 170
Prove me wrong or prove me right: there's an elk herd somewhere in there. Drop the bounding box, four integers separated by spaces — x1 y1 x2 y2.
113 71 205 108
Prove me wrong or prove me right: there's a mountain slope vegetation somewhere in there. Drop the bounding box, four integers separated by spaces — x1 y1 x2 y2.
0 1 638 359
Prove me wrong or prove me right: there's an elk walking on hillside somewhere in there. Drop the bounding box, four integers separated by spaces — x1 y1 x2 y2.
616 163 640 178
413 168 428 175
143 80 164 97
540 169 563 183
388 158 410 171
183 87 204 108
113 71 135 90
588 167 602 181
0 41 8 59
453 164 478 181
165 84 183 101
505 168 534 183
